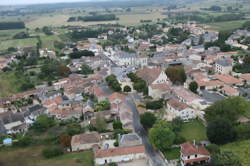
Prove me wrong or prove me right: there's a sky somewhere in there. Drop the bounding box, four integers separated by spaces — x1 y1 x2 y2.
0 0 97 5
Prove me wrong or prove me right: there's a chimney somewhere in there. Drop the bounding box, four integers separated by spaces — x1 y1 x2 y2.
193 140 196 146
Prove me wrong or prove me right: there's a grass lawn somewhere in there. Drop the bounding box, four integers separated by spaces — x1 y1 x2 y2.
221 139 250 166
180 119 207 142
0 145 94 166
164 147 180 160
40 35 61 50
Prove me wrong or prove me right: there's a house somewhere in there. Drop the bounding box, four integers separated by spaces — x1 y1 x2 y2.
23 104 47 125
180 142 210 166
166 98 196 121
213 74 243 86
95 145 146 165
240 74 250 84
215 59 232 74
136 67 169 85
148 83 171 99
71 132 101 151
113 53 148 67
119 133 142 147
221 86 239 96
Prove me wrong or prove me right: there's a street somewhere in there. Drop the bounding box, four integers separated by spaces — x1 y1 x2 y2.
125 95 168 166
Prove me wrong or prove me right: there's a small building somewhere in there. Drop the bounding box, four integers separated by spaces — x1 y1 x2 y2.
166 98 196 121
119 133 142 147
221 86 239 96
180 142 210 166
95 145 146 165
215 60 232 74
71 132 100 151
3 138 12 145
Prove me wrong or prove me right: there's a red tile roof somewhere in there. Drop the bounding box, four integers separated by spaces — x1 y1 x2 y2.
222 86 239 95
213 74 242 85
167 98 190 111
180 142 210 156
136 67 163 84
240 74 250 82
95 145 145 158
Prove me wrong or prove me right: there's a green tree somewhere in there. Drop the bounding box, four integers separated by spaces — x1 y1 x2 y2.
189 81 198 93
123 85 132 92
106 75 121 92
146 99 164 110
212 150 242 166
140 112 157 130
32 115 56 132
94 100 111 112
205 97 248 123
207 118 236 145
59 133 72 150
66 123 83 136
113 120 123 130
166 66 186 85
95 115 107 132
149 120 175 151
80 64 93 75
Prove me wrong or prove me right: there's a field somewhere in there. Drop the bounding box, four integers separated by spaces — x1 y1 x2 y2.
206 19 250 31
0 146 94 166
180 119 207 142
0 38 38 51
221 139 250 166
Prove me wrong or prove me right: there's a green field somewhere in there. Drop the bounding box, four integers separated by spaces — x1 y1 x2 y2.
221 139 250 166
0 38 38 51
206 20 250 31
180 119 207 142
0 146 94 166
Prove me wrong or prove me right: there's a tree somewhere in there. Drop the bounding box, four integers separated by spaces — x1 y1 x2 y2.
32 115 56 132
108 162 118 166
59 133 72 150
212 150 242 166
80 64 93 75
113 120 123 130
69 50 95 59
171 117 183 133
165 66 186 85
57 64 71 77
95 115 107 132
94 100 111 112
149 120 175 151
146 99 164 110
123 85 131 92
205 97 248 123
106 75 121 92
140 112 157 130
189 81 198 93
207 118 236 145
66 123 82 136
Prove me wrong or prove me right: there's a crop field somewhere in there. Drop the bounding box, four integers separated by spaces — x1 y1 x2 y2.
206 19 250 31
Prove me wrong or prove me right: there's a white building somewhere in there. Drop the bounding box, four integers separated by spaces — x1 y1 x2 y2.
215 60 232 74
180 142 210 166
113 53 148 67
95 145 146 165
166 98 196 121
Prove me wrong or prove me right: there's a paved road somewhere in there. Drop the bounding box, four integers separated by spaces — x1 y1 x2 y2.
125 96 168 166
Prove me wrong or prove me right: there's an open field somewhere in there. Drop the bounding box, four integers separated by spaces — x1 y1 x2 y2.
180 119 207 142
0 146 94 166
206 19 250 31
0 38 38 51
221 139 250 166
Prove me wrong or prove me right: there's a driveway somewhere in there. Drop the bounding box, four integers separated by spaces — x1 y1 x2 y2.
125 95 168 166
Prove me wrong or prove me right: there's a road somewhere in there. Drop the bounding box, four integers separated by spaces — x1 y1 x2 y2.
125 95 168 166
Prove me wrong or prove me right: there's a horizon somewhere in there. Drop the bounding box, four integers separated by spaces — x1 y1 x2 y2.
0 0 108 6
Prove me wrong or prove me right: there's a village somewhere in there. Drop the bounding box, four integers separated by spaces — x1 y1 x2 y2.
1 20 250 166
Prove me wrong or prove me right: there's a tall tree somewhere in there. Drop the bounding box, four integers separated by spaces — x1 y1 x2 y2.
140 112 157 130
207 118 236 145
189 81 198 93
212 150 242 166
165 66 186 85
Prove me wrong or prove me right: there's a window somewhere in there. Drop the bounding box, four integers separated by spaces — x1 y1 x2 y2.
187 156 190 159
195 154 197 158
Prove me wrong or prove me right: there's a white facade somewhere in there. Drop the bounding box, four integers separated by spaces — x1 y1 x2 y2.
95 152 146 165
215 63 232 74
167 104 196 121
152 71 169 85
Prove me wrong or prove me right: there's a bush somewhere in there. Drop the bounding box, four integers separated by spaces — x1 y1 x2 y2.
123 85 131 92
42 147 64 158
146 99 164 110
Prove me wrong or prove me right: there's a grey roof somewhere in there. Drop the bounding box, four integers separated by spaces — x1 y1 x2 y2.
119 53 138 59
119 133 142 147
216 60 231 67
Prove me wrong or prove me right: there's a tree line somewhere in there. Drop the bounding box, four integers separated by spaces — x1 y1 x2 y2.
0 22 25 30
67 14 118 22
